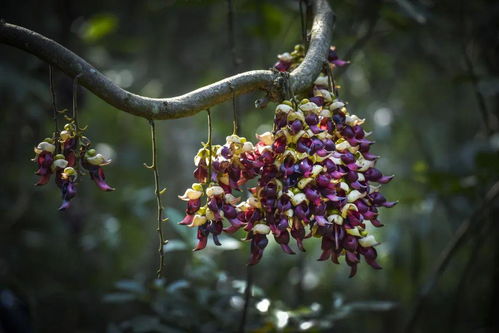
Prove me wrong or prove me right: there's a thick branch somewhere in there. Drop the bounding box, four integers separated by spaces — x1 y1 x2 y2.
0 0 333 120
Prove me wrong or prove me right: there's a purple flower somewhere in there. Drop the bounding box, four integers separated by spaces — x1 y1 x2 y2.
328 46 349 67
82 161 114 191
289 119 303 134
364 168 394 184
34 151 54 186
249 233 269 265
274 60 291 72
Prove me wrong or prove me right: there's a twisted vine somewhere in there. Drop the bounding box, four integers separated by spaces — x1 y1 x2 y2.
144 120 168 278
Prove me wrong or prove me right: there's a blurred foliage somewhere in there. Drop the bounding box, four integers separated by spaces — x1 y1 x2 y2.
1 0 498 332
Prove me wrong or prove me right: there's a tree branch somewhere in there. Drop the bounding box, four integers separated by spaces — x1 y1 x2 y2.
0 0 333 120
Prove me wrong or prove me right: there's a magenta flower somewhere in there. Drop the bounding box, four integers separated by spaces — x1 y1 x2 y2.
177 45 396 275
33 139 56 186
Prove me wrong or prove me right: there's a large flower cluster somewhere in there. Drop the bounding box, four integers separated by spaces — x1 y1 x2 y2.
33 120 114 210
178 46 396 276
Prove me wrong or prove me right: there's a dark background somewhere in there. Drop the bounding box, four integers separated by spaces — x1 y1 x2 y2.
1 0 499 332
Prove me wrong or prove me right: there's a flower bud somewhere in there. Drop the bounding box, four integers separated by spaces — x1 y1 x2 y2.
277 52 292 62
346 227 362 237
320 109 332 118
340 182 350 192
314 75 329 86
37 141 55 153
242 141 254 152
312 165 323 177
290 193 307 206
192 183 203 191
59 130 72 141
299 102 320 113
345 114 365 126
341 203 358 218
347 190 363 202
191 214 207 227
253 224 271 235
86 153 109 166
63 167 76 177
359 235 379 247
256 132 274 145
218 173 230 185
206 186 224 197
330 101 345 110
226 134 242 145
205 208 215 220
276 104 294 114
298 177 313 189
52 159 68 169
327 214 343 225
287 111 305 123
335 140 351 152
178 188 203 201
317 89 333 102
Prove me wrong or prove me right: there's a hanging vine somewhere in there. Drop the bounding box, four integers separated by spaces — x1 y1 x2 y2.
144 120 168 278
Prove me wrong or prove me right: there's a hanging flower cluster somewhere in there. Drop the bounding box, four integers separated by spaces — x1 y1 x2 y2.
33 119 114 210
179 45 396 276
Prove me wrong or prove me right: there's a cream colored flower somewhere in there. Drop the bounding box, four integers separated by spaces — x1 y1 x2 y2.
178 188 203 201
327 214 343 225
253 223 271 235
206 186 224 197
190 214 207 227
256 132 274 145
359 235 379 247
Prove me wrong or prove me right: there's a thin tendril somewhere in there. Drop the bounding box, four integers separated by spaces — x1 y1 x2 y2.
227 0 240 135
325 62 339 97
206 109 213 184
72 74 82 124
299 0 307 47
49 65 58 137
324 62 333 93
228 84 239 135
147 119 167 278
283 72 297 108
332 72 339 98
72 74 82 176
238 265 253 333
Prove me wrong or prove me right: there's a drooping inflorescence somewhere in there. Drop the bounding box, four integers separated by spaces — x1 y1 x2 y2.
33 121 115 210
179 45 397 276
33 74 114 210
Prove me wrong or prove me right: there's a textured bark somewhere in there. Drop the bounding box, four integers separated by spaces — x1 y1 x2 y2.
0 0 334 120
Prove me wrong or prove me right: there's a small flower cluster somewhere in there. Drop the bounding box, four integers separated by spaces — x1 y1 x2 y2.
179 46 395 276
33 120 114 210
178 136 253 250
274 45 349 73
